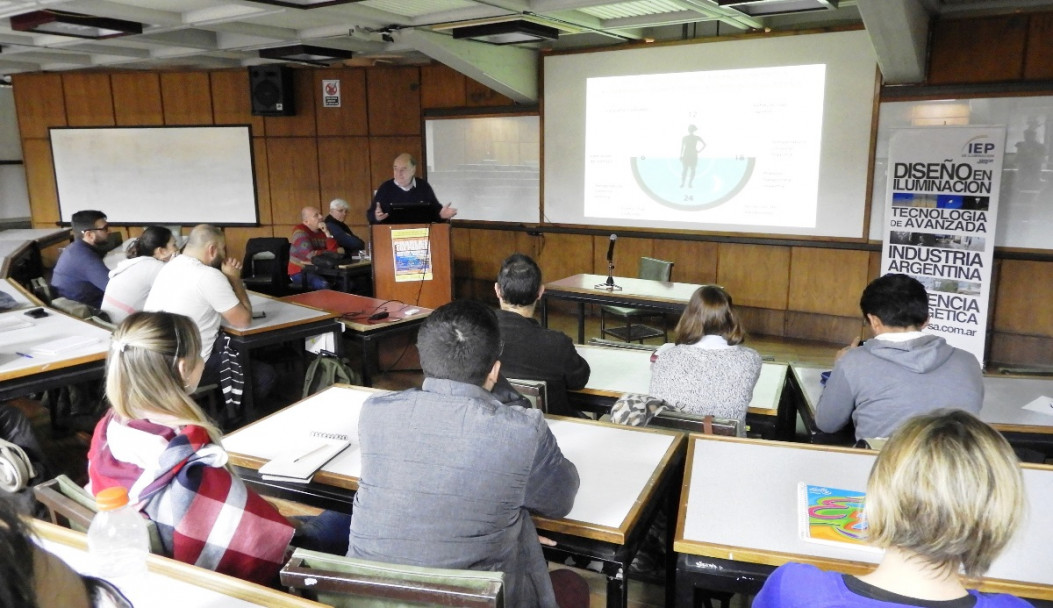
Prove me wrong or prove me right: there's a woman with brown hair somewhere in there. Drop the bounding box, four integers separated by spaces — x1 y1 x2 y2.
648 285 762 424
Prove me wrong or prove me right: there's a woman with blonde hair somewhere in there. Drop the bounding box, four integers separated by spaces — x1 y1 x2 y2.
648 285 762 423
754 409 1031 607
87 311 349 586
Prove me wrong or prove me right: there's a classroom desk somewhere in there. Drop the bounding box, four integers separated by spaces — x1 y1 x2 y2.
281 290 431 386
32 520 326 608
791 363 1053 450
0 239 36 279
221 292 339 421
224 385 685 608
541 274 704 343
0 277 38 307
0 227 71 246
570 344 794 439
673 435 1053 603
302 259 372 294
0 305 111 400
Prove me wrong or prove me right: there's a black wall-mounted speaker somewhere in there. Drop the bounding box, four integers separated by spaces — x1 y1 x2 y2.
249 66 295 116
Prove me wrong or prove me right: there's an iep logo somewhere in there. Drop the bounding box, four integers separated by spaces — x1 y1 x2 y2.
965 140 995 155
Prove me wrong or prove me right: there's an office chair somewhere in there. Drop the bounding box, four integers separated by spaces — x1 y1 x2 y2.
281 548 505 608
241 237 292 297
599 257 674 344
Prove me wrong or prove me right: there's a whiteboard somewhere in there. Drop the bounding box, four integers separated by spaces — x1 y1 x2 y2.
51 126 258 225
870 97 1053 249
424 115 539 224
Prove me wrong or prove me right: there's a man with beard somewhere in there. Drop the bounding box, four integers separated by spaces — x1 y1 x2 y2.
145 224 273 408
51 209 112 308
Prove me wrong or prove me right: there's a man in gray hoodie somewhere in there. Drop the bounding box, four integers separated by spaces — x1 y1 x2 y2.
815 273 982 441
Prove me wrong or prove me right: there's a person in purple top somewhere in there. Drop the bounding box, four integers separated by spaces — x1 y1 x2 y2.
51 209 111 309
754 409 1033 608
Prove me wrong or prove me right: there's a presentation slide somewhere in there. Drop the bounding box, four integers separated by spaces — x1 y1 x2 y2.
584 64 824 227
544 30 878 238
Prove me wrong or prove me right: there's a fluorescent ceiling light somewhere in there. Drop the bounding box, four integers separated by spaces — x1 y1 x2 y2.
715 0 838 16
245 0 363 8
10 10 143 40
258 44 354 66
451 20 559 45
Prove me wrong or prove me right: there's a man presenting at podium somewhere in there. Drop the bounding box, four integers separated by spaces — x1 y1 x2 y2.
367 153 458 224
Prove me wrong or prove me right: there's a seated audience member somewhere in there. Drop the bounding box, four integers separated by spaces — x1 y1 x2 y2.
144 224 274 413
366 153 457 224
101 226 177 324
815 273 982 441
493 253 590 416
348 300 587 608
289 206 338 291
649 286 762 424
51 209 111 309
754 409 1030 608
324 198 365 253
87 312 351 586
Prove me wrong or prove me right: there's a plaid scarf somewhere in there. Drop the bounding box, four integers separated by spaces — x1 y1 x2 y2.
88 410 294 586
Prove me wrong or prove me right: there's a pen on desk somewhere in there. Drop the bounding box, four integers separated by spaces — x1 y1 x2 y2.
293 444 327 463
15 352 33 359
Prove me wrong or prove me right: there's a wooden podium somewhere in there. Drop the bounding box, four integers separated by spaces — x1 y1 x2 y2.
371 223 452 310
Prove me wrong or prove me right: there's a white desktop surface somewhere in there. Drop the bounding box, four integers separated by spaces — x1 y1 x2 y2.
793 364 1053 432
224 385 368 477
222 293 335 335
0 278 33 306
577 344 786 413
225 385 680 536
0 308 110 378
35 521 324 608
677 436 1053 594
0 228 69 242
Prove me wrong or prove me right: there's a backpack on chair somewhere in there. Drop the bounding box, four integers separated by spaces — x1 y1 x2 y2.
303 351 361 398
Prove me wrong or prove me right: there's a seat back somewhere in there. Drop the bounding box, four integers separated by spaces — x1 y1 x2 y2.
241 237 291 296
281 548 504 608
33 475 165 552
33 475 97 532
506 378 548 413
651 409 743 437
638 257 673 282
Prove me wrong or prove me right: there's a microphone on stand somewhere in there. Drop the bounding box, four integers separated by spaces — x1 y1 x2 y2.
600 233 620 290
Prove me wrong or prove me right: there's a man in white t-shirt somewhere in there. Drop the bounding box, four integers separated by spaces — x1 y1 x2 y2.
145 224 274 408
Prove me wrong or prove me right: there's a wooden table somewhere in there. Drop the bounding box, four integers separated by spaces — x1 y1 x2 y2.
221 292 339 421
673 435 1053 603
570 344 793 439
541 274 704 343
791 363 1053 451
225 385 685 608
0 305 111 400
33 520 326 608
281 289 432 386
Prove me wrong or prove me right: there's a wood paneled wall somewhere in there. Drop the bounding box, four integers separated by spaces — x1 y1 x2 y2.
12 10 1053 366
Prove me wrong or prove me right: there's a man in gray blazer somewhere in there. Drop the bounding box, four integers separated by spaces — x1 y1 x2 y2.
347 300 581 608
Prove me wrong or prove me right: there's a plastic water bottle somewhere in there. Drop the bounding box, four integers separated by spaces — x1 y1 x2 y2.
87 486 149 582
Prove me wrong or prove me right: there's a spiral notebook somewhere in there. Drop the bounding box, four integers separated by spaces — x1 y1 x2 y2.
258 433 351 483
